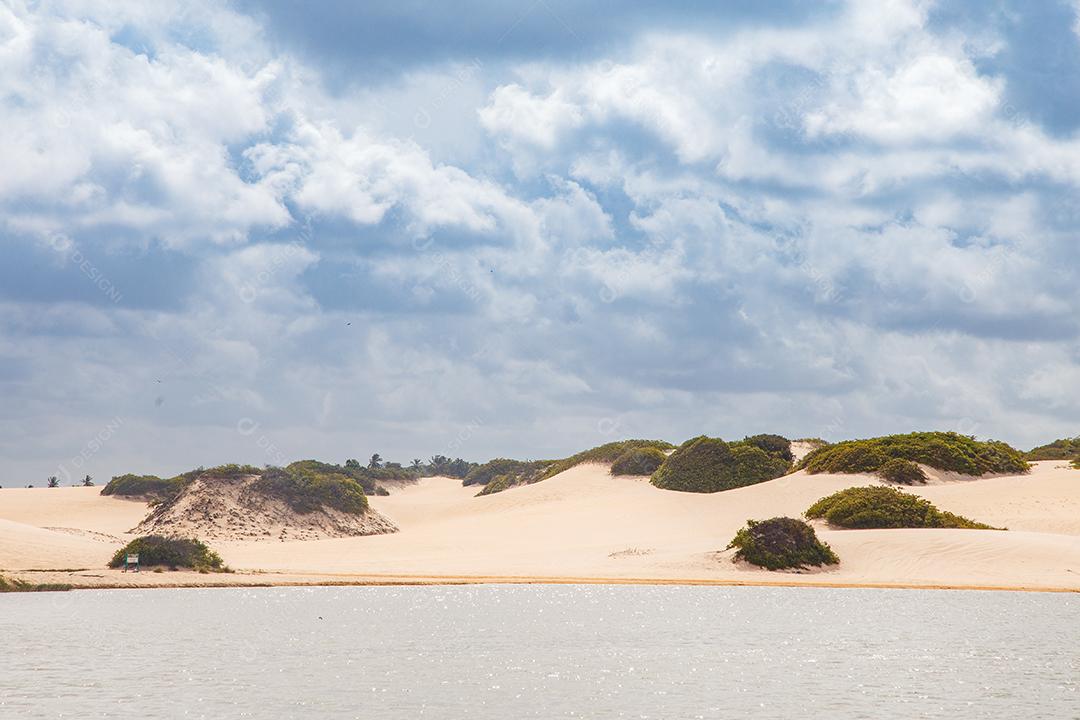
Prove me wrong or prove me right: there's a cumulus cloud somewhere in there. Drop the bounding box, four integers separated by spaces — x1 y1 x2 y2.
2 0 1080 483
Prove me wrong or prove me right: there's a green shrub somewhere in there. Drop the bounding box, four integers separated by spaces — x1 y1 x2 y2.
805 486 998 529
1026 437 1080 461
476 474 512 496
1072 457 1080 470
739 434 794 462
610 447 667 476
201 464 262 478
538 439 676 480
798 432 1028 477
651 436 790 493
254 461 369 514
729 443 792 486
107 536 226 571
878 458 928 485
727 517 839 570
100 474 186 502
463 458 550 487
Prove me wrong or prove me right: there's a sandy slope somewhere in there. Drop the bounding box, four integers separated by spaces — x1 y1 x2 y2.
1 462 1078 591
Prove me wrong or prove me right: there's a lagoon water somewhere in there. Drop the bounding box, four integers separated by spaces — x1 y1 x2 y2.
1 585 1077 719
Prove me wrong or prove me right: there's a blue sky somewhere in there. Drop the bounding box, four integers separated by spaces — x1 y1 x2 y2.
2 0 1079 483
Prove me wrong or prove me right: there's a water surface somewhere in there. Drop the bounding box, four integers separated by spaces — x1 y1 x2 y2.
1 585 1077 719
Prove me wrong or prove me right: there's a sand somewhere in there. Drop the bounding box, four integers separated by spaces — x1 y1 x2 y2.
1 460 1078 592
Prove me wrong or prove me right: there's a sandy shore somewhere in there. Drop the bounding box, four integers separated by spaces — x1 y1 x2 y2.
1 461 1078 592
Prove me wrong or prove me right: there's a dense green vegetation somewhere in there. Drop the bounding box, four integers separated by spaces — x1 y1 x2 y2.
463 458 552 488
797 432 1028 477
0 575 72 592
101 455 415 506
415 455 476 478
805 486 998 529
727 517 839 570
610 447 668 476
1025 437 1080 461
108 536 226 571
101 473 189 502
650 436 791 493
877 458 928 485
739 434 794 462
254 461 370 514
476 474 512 496
539 439 676 480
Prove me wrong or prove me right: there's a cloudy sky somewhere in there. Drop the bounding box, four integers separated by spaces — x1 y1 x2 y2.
2 0 1079 483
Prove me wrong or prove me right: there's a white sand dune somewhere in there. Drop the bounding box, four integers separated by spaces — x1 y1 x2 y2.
1 461 1078 591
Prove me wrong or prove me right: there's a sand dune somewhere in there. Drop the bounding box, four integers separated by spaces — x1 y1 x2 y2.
1 461 1078 591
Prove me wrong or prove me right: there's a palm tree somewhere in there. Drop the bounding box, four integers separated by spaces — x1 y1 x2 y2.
368 453 383 470
410 459 422 471
82 475 94 487
47 476 59 488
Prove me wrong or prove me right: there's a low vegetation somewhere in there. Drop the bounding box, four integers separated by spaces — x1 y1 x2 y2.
727 517 839 570
610 447 668 476
108 536 226 571
739 434 794 462
101 473 189 502
797 432 1028 477
539 439 676 480
463 458 552 489
0 575 72 592
1025 437 1080 461
254 461 370 514
651 435 791 493
805 486 999 530
877 458 929 485
102 455 412 506
476 474 512 496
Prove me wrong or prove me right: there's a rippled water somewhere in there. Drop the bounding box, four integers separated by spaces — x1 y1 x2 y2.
1 585 1077 719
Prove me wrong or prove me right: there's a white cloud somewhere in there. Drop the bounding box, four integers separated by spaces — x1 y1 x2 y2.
478 83 583 150
805 53 1002 142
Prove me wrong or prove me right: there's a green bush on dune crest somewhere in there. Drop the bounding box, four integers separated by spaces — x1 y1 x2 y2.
101 473 188 502
797 432 1028 477
467 439 676 494
538 439 676 481
727 517 839 570
740 434 794 462
108 536 226 571
101 466 261 502
877 458 929 485
103 459 399 508
1025 437 1080 461
254 461 369 514
476 474 512 496
463 458 551 488
610 447 668 476
650 436 791 493
805 486 999 530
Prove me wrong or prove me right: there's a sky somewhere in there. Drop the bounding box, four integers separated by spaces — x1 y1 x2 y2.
2 0 1080 483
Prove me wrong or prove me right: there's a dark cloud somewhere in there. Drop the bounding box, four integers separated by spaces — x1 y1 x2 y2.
234 0 843 86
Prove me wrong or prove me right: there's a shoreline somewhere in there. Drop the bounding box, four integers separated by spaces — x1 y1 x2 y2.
4 569 1079 594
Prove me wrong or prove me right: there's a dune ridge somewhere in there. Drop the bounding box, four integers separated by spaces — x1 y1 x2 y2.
0 460 1077 591
135 473 398 541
